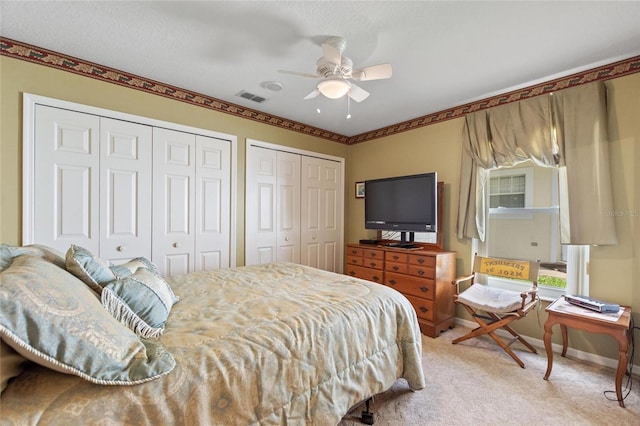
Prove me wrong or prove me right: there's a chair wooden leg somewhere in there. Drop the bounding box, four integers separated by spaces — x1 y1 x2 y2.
487 331 525 368
501 323 537 354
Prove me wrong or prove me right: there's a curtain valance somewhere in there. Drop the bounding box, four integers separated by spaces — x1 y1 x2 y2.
456 81 617 245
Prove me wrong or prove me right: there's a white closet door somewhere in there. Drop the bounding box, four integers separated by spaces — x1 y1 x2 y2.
100 118 152 264
276 151 301 263
195 135 231 271
245 147 278 264
33 105 100 254
152 128 195 276
301 156 343 273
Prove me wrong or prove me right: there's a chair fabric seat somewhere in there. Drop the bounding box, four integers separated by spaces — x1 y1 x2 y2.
457 284 523 314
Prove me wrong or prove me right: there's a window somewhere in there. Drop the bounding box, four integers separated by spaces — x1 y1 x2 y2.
490 174 526 208
475 161 589 300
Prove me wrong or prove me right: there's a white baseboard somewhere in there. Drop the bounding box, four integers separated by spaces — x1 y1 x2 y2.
454 318 640 374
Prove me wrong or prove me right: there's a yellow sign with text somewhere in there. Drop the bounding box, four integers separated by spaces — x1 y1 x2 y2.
478 258 530 280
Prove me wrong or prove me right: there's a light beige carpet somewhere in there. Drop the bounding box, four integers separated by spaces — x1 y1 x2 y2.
340 326 639 425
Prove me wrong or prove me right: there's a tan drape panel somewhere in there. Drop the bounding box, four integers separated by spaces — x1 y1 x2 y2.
552 83 617 245
456 81 617 245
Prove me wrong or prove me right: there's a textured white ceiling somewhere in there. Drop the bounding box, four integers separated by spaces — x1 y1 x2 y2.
2 1 639 137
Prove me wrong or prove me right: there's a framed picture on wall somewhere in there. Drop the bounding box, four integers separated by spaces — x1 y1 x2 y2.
355 181 365 198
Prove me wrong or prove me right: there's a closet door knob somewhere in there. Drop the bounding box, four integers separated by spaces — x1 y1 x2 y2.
116 246 126 252
285 236 289 242
173 242 181 248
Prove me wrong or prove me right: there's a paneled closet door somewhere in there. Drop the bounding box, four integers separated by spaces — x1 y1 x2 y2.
194 135 231 271
245 147 301 265
99 118 152 264
152 128 196 276
301 156 343 273
33 105 100 254
245 146 277 264
276 151 301 263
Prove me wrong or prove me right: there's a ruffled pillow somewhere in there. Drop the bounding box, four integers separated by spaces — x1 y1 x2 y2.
65 245 116 294
102 267 178 339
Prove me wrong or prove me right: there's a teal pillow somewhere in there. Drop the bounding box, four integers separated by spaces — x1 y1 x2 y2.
0 255 175 385
102 268 178 339
110 257 161 279
1 243 66 272
65 245 116 294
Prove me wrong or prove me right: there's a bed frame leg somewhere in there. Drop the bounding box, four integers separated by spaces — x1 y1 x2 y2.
361 398 374 425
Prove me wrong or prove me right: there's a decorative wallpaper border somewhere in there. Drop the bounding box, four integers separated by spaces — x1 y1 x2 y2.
2 37 639 145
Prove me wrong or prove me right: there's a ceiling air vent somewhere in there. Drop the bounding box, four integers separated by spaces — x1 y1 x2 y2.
235 90 267 103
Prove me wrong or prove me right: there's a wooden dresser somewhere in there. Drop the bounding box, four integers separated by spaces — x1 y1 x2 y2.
346 243 456 338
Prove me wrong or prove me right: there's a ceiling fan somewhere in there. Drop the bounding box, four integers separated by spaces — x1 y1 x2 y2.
279 36 392 102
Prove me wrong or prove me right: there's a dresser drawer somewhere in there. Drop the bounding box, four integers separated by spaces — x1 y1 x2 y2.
346 255 362 266
361 257 384 269
363 249 384 261
385 261 408 274
386 252 409 263
409 255 435 267
404 294 435 322
346 265 384 284
385 271 434 300
408 264 435 279
347 247 363 256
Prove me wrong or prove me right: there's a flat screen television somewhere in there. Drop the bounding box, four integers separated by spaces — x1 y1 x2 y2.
364 172 437 239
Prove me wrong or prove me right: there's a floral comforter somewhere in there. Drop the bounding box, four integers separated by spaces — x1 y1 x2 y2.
0 263 425 425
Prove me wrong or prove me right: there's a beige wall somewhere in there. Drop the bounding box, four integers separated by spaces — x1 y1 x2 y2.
2 55 638 363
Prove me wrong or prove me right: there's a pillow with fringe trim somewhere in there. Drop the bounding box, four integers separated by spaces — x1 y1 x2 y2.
0 255 175 385
65 245 115 294
102 267 178 339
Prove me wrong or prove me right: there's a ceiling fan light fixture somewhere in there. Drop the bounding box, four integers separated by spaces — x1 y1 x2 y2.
317 79 350 99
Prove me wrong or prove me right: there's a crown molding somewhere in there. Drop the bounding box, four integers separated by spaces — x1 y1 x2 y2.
2 37 638 145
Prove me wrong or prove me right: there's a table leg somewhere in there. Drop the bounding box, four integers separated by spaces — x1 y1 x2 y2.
560 324 568 357
614 330 630 408
543 320 554 380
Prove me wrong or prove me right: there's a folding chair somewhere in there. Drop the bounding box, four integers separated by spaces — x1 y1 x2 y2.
452 254 540 368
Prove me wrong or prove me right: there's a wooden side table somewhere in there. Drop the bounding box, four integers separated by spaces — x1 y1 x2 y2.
543 297 632 407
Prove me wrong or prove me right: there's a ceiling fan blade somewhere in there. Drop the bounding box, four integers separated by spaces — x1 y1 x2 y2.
278 69 321 79
322 41 342 66
303 89 320 100
351 63 393 81
348 83 370 102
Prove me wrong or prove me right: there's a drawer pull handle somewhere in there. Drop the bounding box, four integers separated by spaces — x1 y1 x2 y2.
373 276 380 282
370 253 377 257
348 271 355 276
393 255 399 260
420 286 429 292
389 280 396 285
369 262 376 267
417 258 425 264
392 266 399 271
419 306 429 313
116 246 126 252
418 270 424 276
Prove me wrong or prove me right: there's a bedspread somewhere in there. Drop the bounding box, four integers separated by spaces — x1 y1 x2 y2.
0 262 425 425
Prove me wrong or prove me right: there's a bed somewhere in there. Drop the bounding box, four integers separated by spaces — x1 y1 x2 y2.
0 245 425 425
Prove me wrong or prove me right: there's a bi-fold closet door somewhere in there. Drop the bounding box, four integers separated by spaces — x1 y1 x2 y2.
245 142 344 273
33 105 152 264
152 128 231 276
27 99 233 275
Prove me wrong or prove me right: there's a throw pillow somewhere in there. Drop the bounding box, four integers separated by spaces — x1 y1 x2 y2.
0 254 175 385
102 267 178 339
65 245 116 294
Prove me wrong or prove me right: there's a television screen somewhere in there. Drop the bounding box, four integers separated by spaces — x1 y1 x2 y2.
364 172 437 233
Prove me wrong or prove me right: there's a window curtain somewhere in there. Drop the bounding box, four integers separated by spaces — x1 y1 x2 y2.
456 81 617 246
